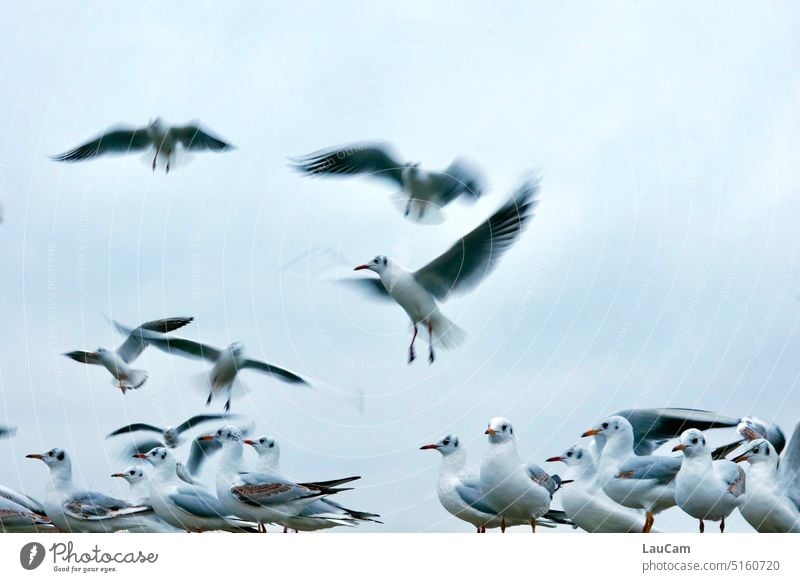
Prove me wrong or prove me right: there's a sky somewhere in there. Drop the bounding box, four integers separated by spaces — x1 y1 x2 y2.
1 1 799 533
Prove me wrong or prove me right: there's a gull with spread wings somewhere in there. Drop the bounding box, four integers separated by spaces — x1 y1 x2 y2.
350 177 539 364
112 321 309 413
51 118 234 173
291 142 485 224
64 316 193 393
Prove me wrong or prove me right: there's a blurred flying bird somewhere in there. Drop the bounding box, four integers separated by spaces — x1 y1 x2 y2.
350 177 539 363
291 142 484 224
51 118 234 173
64 316 193 393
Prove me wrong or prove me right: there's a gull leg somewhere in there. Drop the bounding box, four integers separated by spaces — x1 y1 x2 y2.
152 147 159 172
720 517 725 533
165 156 170 174
643 511 654 533
408 325 418 364
500 517 506 533
530 518 536 533
476 527 480 533
480 525 486 533
427 320 435 364
283 527 288 533
119 381 127 395
205 392 213 407
699 519 705 533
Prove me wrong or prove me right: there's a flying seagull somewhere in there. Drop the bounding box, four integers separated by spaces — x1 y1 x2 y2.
107 413 232 457
350 177 539 364
64 316 193 393
112 321 309 412
290 142 485 224
51 118 234 173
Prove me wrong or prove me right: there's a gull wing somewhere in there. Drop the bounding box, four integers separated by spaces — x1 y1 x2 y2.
170 486 229 519
63 491 145 519
615 455 682 484
428 157 485 204
526 463 560 497
414 177 539 300
290 142 405 187
119 326 221 363
172 124 235 152
240 359 309 385
778 421 800 502
115 316 194 363
454 481 498 516
107 423 164 438
51 126 152 162
63 350 103 365
175 413 232 435
616 408 740 456
338 278 392 301
718 461 747 498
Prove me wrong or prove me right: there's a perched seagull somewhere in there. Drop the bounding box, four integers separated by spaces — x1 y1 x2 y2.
672 429 746 533
583 416 680 533
290 142 484 224
26 448 153 533
107 413 231 460
64 316 193 393
51 118 234 173
207 426 360 529
110 466 182 532
0 495 54 533
421 434 570 532
0 484 47 517
0 425 16 439
352 178 539 364
134 447 256 532
546 444 658 533
113 320 309 412
711 416 786 460
732 421 800 532
245 435 381 531
479 418 560 533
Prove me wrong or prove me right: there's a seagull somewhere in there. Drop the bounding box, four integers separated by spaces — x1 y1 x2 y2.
546 444 658 533
134 447 257 532
206 426 361 528
0 484 46 517
112 320 309 413
672 429 746 533
421 434 570 532
0 495 54 533
107 413 232 466
351 177 539 364
64 316 193 393
711 416 786 460
732 421 800 532
582 416 680 533
290 142 484 224
51 118 234 173
479 417 560 533
110 466 182 532
26 448 153 533
244 435 381 531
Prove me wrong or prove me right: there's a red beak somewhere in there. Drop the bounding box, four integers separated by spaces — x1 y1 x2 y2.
545 456 564 463
243 439 255 446
581 428 601 437
110 473 125 478
672 444 687 452
419 444 439 450
198 435 216 442
25 453 44 460
132 453 148 459
354 265 370 271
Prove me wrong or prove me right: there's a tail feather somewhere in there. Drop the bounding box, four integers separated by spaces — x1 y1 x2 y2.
113 369 148 391
429 312 466 349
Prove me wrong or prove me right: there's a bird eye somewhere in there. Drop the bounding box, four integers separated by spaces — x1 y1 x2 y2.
269 443 274 448
691 437 698 444
130 470 135 475
56 452 65 461
48 451 53 457
443 439 450 445
502 425 508 431
566 451 573 457
602 422 609 430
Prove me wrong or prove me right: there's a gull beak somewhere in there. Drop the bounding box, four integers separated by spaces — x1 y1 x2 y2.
25 453 44 460
132 453 148 459
419 444 439 450
732 453 750 463
111 473 125 478
672 444 687 452
198 434 216 441
243 439 255 446
354 264 370 271
484 428 497 436
581 428 601 437
545 456 564 463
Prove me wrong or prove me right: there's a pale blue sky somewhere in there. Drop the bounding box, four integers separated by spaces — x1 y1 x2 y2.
1 1 799 532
